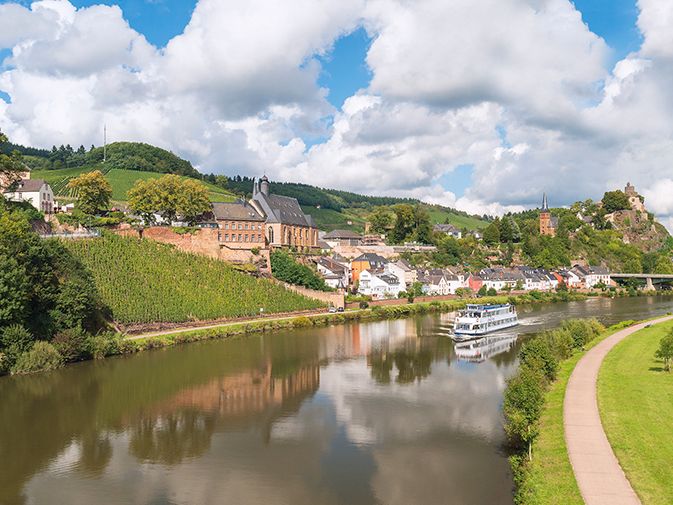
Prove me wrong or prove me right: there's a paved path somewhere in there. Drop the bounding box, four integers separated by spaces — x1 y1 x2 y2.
564 315 673 505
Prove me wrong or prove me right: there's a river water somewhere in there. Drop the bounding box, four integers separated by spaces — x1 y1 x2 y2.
1 296 672 505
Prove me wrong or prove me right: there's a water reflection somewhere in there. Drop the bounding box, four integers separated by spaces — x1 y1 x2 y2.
1 296 671 505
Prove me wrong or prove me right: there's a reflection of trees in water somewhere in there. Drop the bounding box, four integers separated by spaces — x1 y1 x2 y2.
368 340 437 385
77 433 113 477
129 411 216 465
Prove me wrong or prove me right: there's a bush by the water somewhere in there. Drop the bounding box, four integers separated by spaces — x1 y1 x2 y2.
270 250 331 291
11 342 64 375
64 234 323 324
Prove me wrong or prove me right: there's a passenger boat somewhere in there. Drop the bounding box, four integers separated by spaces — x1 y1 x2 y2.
453 304 518 337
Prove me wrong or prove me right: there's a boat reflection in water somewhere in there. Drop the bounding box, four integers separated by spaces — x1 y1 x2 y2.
453 332 519 363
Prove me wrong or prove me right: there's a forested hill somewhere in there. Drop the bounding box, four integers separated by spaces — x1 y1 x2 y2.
3 140 199 178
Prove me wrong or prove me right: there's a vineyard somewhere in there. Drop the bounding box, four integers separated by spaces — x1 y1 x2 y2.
64 234 324 324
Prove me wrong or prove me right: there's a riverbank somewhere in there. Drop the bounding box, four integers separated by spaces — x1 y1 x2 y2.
514 316 673 504
598 319 673 505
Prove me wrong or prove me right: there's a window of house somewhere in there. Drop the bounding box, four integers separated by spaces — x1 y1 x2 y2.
244 235 249 242
224 234 229 241
238 234 242 241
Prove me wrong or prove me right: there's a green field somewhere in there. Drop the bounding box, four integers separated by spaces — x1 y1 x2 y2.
423 204 488 230
32 167 236 203
300 205 367 232
598 320 673 505
64 234 323 324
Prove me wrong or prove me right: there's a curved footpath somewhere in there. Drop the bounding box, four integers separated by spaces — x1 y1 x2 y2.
564 315 673 505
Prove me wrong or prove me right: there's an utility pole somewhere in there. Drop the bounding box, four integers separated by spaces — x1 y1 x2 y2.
103 124 107 163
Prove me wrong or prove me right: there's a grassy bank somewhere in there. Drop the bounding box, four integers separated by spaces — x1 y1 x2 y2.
520 321 633 504
598 320 673 505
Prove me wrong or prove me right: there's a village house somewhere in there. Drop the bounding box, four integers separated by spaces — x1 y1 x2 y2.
322 229 363 247
351 252 388 284
571 264 611 289
433 223 462 239
358 270 403 299
212 201 266 250
385 259 417 287
515 266 554 291
316 257 350 290
250 176 319 249
478 267 526 291
2 178 55 214
559 268 583 289
417 268 465 295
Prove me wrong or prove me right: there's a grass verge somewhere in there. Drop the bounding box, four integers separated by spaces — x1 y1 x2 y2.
598 319 673 505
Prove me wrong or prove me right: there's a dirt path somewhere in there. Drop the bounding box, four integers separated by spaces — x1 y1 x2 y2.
564 316 673 505
124 309 345 340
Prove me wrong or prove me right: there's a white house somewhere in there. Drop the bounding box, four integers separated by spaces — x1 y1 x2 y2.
316 257 350 289
561 269 583 289
433 223 462 239
571 264 611 289
385 260 417 287
418 269 465 295
358 270 403 299
2 179 55 214
478 267 524 291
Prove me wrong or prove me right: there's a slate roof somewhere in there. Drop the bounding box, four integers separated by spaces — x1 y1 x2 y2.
323 229 363 240
253 192 311 226
212 201 265 221
317 257 346 275
353 253 388 265
12 179 48 192
433 223 461 233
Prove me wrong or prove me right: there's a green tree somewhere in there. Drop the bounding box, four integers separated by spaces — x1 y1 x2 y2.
391 204 416 243
477 285 488 297
413 205 433 244
483 221 501 245
654 256 673 275
601 190 630 213
487 287 497 296
177 178 212 224
369 206 395 234
67 170 112 215
655 330 673 371
503 365 545 460
0 130 26 188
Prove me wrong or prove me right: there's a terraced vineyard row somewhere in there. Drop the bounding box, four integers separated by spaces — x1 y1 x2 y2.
63 234 324 324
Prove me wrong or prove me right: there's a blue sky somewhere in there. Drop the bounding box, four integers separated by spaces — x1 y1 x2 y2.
63 0 642 198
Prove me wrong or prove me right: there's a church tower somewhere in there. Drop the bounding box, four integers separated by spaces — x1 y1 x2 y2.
539 193 556 237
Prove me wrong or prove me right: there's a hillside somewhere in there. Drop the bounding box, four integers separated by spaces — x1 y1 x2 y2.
31 167 236 203
64 234 323 325
228 176 488 232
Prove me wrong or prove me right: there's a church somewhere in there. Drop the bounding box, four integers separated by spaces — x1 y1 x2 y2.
249 176 319 248
539 193 558 237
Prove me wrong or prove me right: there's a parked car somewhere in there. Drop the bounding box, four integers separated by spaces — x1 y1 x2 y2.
337 307 345 312
328 306 337 313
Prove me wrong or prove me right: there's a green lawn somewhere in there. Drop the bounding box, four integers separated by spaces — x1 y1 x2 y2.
598 320 673 505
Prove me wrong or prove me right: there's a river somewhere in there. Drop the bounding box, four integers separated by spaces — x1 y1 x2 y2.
1 296 672 505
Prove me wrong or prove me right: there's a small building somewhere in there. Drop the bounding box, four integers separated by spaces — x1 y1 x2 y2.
571 264 611 289
316 257 350 289
478 267 525 291
417 268 464 295
212 201 266 250
2 178 55 214
539 193 558 237
351 253 388 284
385 259 417 287
322 229 363 247
358 270 403 299
433 223 462 239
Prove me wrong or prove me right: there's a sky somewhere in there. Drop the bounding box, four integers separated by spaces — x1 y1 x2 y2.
1 0 673 228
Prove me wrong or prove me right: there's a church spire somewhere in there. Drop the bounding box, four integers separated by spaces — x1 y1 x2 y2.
541 193 549 211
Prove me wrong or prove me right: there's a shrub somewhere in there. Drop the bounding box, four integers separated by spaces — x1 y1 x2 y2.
52 327 90 362
503 365 545 458
487 287 498 296
655 329 673 372
292 316 312 327
519 337 559 382
12 342 64 375
0 324 34 369
87 332 124 359
359 301 369 309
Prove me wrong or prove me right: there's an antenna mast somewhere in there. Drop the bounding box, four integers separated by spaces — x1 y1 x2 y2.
103 124 107 163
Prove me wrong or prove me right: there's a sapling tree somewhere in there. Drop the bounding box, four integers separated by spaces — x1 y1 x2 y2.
655 330 673 372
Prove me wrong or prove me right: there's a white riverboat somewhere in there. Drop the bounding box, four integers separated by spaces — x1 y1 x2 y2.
453 304 518 338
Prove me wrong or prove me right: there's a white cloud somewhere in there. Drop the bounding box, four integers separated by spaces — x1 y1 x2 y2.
1 0 673 227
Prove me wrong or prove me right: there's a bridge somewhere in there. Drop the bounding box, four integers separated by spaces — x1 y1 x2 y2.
610 273 673 290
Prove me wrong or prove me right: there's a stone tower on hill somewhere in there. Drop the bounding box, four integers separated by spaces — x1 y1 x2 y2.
539 193 558 237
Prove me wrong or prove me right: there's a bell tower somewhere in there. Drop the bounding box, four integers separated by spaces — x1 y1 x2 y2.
539 193 555 237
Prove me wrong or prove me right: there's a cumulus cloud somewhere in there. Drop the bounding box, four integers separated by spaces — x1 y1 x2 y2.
1 0 673 226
